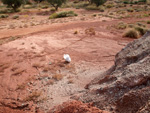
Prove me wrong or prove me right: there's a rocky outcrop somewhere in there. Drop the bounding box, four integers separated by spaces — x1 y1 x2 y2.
48 100 109 113
79 31 150 113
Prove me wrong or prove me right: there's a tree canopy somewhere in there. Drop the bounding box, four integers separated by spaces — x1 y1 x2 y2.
47 0 66 10
2 0 23 11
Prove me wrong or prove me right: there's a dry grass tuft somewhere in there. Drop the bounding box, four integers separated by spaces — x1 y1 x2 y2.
16 82 26 90
46 79 55 85
74 30 78 34
43 65 50 72
24 91 41 102
123 29 139 38
68 79 74 84
52 74 64 81
85 28 96 35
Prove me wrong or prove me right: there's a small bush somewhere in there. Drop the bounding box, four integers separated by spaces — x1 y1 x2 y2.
49 11 77 19
128 24 135 28
147 20 150 24
143 14 149 17
105 4 114 8
127 8 134 12
99 6 105 12
12 15 19 19
0 14 8 18
91 0 106 7
134 26 147 35
86 5 99 10
136 22 146 27
117 22 127 29
41 5 49 9
123 29 139 38
50 8 56 11
123 1 129 4
74 30 78 34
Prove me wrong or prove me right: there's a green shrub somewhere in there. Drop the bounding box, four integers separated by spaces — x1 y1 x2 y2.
147 20 150 24
91 0 107 7
123 29 139 38
49 13 57 19
105 4 114 8
41 5 49 9
71 1 89 9
50 8 56 11
136 22 146 27
98 6 105 12
49 11 77 19
12 15 19 19
127 8 134 12
128 24 135 28
117 22 127 29
0 8 15 14
123 1 129 4
138 0 147 3
134 1 138 4
23 5 36 9
86 5 99 10
143 14 149 17
0 14 9 18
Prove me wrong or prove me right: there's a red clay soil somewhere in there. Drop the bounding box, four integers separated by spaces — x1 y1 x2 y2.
0 15 134 113
49 100 109 113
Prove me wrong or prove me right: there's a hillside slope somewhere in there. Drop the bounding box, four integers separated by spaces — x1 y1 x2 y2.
79 31 150 113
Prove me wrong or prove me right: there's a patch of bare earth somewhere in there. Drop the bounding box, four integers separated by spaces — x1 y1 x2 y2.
0 14 134 112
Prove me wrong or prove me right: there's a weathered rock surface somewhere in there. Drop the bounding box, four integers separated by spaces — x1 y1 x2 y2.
79 31 150 113
48 100 109 113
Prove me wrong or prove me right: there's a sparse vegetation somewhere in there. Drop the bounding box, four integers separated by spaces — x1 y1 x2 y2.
134 26 147 35
49 11 78 19
12 15 19 19
85 28 96 35
43 65 50 72
47 79 55 85
123 29 139 38
68 79 74 84
91 0 106 7
16 82 26 90
74 30 78 34
24 91 41 102
52 74 64 81
0 14 8 18
147 20 150 24
117 22 127 29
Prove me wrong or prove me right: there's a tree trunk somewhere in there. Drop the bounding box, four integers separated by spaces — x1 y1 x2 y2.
55 6 58 11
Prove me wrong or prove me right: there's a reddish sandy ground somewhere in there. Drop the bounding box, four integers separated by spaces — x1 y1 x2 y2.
1 8 147 112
